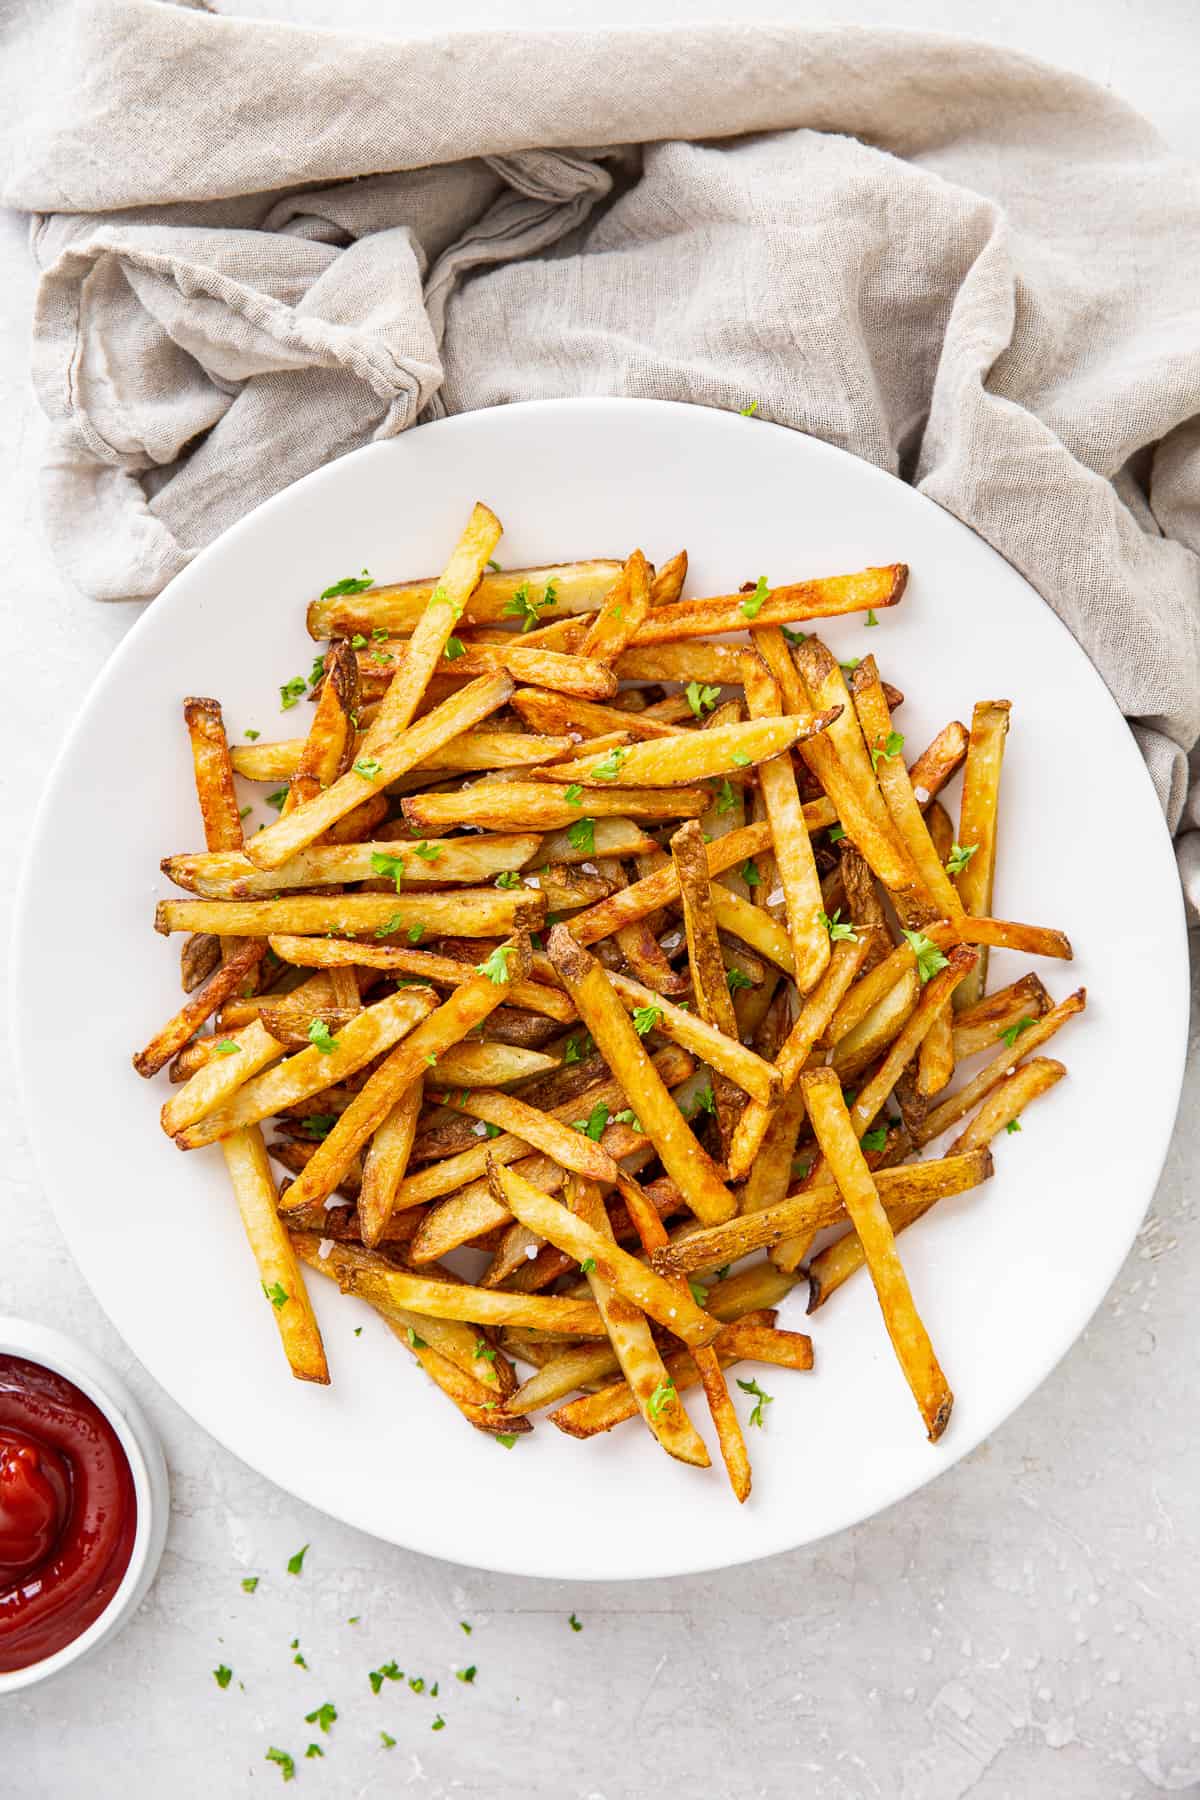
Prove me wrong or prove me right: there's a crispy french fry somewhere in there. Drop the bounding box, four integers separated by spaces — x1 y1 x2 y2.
160 1018 285 1136
155 889 542 939
278 936 533 1212
536 817 658 862
266 933 573 1021
950 1056 1066 1152
162 834 542 897
233 731 576 782
654 1150 994 1276
851 657 962 919
539 713 836 789
953 700 1011 1008
581 548 653 664
830 964 920 1080
489 1162 718 1348
607 971 780 1105
709 885 795 975
173 986 437 1149
511 687 684 742
243 671 513 870
401 781 711 832
616 641 749 686
548 926 737 1226
908 723 969 804
359 1078 424 1249
221 1126 329 1384
333 1259 606 1336
286 638 358 810
952 974 1051 1058
628 564 907 643
435 1042 559 1087
569 821 771 946
502 645 619 700
362 503 503 752
133 937 265 1078
912 988 1086 1145
671 819 744 1154
184 698 245 853
307 559 621 638
743 654 829 994
803 1067 952 1439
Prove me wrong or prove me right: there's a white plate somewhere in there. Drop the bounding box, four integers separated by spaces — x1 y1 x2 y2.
13 400 1187 1581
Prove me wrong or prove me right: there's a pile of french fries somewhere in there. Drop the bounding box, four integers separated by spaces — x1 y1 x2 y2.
134 502 1084 1499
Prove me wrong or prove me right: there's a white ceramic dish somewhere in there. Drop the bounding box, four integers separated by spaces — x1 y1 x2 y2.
13 399 1187 1581
0 1319 168 1690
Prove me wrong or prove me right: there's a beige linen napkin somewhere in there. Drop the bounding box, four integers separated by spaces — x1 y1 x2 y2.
4 2 1200 902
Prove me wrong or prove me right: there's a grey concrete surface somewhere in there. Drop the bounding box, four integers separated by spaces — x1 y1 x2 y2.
2 7 1199 1791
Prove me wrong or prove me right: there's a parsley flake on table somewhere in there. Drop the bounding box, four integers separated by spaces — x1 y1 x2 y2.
686 681 721 718
308 1019 339 1054
1000 1015 1036 1049
460 1621 473 1634
244 728 261 740
262 1281 289 1310
293 1650 308 1669
456 1665 476 1683
945 840 978 875
241 1576 259 1593
369 1661 403 1694
839 657 860 675
266 788 289 812
486 558 502 572
408 1675 425 1693
354 756 383 780
632 1004 662 1035
494 1434 519 1449
494 870 522 888
567 816 596 854
568 1612 584 1631
238 805 252 821
869 729 905 772
305 1701 337 1734
279 675 307 710
265 1748 295 1781
305 1744 324 1759
286 1544 309 1575
648 1381 676 1418
432 1714 446 1730
590 747 626 780
740 575 770 620
573 1101 610 1141
380 1731 396 1749
820 909 858 944
213 1664 232 1688
320 569 373 598
865 609 880 627
476 945 514 984
902 928 950 982
737 1376 774 1428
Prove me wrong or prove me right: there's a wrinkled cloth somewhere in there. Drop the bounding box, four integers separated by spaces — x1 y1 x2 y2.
4 1 1200 908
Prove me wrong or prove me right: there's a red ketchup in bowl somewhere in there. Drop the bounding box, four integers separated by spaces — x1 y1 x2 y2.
0 1353 136 1672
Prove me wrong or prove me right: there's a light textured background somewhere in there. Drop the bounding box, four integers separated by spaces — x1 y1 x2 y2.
3 6 1199 1796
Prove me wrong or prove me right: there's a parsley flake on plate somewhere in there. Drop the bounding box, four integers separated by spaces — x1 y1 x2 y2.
320 569 373 598
737 1376 774 1428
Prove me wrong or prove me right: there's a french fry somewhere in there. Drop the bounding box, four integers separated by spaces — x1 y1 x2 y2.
568 821 772 946
608 971 780 1105
221 1126 329 1384
536 817 659 862
160 1017 285 1136
511 687 684 742
266 933 573 1021
581 548 653 664
951 974 1051 1058
803 1067 952 1440
244 671 513 871
950 1056 1066 1152
851 657 962 920
489 1162 719 1348
233 732 576 782
615 641 749 686
132 937 265 1078
953 699 1011 1009
653 1150 994 1276
709 885 795 976
829 964 920 1080
173 986 437 1149
306 559 621 638
742 655 829 994
286 638 358 810
912 988 1086 1145
330 1258 607 1336
278 936 533 1212
163 834 543 896
671 819 744 1154
628 564 907 643
401 782 712 831
539 713 836 789
359 1078 424 1249
435 1043 559 1087
548 926 737 1226
908 723 969 805
499 643 619 701
184 698 245 853
155 889 542 939
180 931 221 993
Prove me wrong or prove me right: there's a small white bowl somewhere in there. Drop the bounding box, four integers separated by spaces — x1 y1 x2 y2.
0 1318 169 1693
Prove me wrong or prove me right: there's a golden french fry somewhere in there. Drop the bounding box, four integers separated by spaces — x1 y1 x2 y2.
742 653 829 994
803 1067 952 1440
912 988 1086 1145
306 559 620 638
162 833 543 897
359 1079 424 1249
953 699 1011 1008
222 1127 329 1384
581 548 653 664
133 937 264 1079
569 821 771 946
709 885 795 975
671 819 744 1154
400 781 711 831
266 933 573 1022
616 641 749 685
851 656 962 919
184 697 245 853
539 713 836 789
435 1043 559 1087
607 971 780 1105
950 1056 1066 1152
160 1018 285 1136
511 688 683 743
502 644 620 701
951 974 1051 1058
332 1258 607 1336
829 965 920 1079
628 564 907 643
155 889 542 939
286 638 358 810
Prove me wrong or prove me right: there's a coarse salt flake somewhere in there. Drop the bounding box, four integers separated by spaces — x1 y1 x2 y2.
913 785 930 805
524 875 541 888
473 1121 489 1137
766 886 785 906
581 861 598 874
318 1237 334 1260
524 1245 539 1260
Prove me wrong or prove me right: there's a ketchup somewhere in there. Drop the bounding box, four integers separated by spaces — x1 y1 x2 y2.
0 1354 136 1672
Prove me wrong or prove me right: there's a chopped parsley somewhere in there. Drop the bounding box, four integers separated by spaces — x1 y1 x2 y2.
737 1376 773 1428
839 657 861 675
265 1748 295 1781
373 910 406 938
865 609 880 627
238 805 252 821
320 570 373 598
262 1281 289 1310
213 1664 232 1688
486 559 502 573
945 841 978 875
369 1661 402 1693
380 1731 396 1749
827 823 847 844
590 748 626 780
613 1107 642 1132
354 756 383 780
286 1544 309 1575
503 580 551 632
902 928 950 983
563 1032 592 1063
580 1257 597 1276
406 1327 428 1350
691 1085 717 1117
567 816 596 855
648 1381 676 1418
351 632 368 648
686 681 721 718
279 675 307 710
308 1019 339 1054
241 1576 259 1593
456 1665 476 1683
727 967 753 992
244 728 260 740
1006 1117 1022 1134
632 1004 662 1035
820 909 858 944
293 1649 308 1670
460 1621 473 1634
305 1744 324 1760
494 870 522 889
494 1434 518 1449
304 1701 337 1734
266 787 289 812
473 1338 497 1362
999 1016 1036 1049
860 1126 888 1153
371 850 407 888
444 636 467 660
309 653 326 686
568 1612 583 1632
714 778 735 815
214 1039 241 1056
564 783 584 806
407 923 425 943
432 1714 446 1730
573 1101 610 1141
740 575 769 620
414 840 441 861
688 1279 709 1307
781 625 807 646
740 858 760 887
731 751 751 767
869 730 905 772
476 944 514 984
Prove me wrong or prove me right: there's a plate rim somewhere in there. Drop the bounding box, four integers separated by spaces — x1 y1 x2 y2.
12 396 1190 1580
